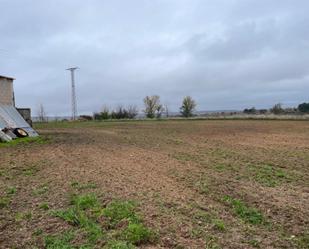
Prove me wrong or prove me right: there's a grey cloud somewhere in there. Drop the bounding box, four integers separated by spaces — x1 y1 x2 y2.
0 0 308 115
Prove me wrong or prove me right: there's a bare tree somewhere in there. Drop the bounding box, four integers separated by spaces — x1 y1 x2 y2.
180 96 196 117
270 103 284 115
143 95 164 118
37 103 47 122
127 105 138 119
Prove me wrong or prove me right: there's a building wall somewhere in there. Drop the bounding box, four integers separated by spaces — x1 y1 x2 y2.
0 78 14 105
17 108 32 126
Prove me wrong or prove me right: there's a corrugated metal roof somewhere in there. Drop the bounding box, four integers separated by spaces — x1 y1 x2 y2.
0 114 7 129
0 104 38 137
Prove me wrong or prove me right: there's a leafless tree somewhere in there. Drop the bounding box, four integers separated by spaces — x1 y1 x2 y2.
270 103 284 115
127 105 138 119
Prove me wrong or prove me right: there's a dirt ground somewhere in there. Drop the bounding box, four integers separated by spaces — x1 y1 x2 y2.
0 120 309 249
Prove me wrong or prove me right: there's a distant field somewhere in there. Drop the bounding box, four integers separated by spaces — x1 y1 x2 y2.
1 120 309 248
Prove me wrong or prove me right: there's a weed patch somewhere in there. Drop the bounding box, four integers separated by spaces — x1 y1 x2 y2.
224 196 264 225
121 223 155 245
249 164 291 187
45 230 76 249
0 196 10 208
213 219 226 231
15 211 32 222
102 200 140 227
6 186 17 195
104 240 135 249
33 184 49 195
39 202 50 210
22 166 39 176
71 181 97 191
50 192 155 248
295 231 309 249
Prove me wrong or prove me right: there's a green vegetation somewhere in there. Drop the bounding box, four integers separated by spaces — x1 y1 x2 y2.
213 219 226 231
102 200 140 226
22 165 40 176
33 184 49 195
70 193 99 210
15 211 32 222
295 232 309 249
39 202 50 210
121 223 154 245
250 164 290 187
50 192 155 248
298 103 309 113
0 136 49 147
6 186 17 195
71 181 97 190
45 231 76 249
1 186 18 208
0 196 10 208
104 240 135 249
180 96 197 117
223 196 264 225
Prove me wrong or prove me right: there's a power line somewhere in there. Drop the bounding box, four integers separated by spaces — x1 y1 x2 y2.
66 67 79 120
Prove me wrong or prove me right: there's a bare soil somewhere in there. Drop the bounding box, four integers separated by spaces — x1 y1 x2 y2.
0 120 308 248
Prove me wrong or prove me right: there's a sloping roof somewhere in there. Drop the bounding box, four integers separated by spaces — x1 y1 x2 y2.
0 75 15 80
0 104 38 137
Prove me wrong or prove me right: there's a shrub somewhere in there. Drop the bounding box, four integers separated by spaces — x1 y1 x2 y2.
243 107 257 114
298 102 309 113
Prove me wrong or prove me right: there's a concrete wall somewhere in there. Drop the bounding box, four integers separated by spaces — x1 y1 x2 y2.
17 108 32 126
0 78 14 105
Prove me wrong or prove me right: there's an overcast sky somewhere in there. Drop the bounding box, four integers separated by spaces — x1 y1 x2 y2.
0 0 308 115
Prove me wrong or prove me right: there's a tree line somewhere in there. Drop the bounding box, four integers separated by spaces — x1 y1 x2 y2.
243 102 309 115
93 95 197 120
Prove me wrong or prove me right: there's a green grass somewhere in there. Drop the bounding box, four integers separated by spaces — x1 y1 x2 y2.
0 136 49 148
52 207 103 244
6 186 17 195
102 200 140 226
121 223 155 245
22 166 40 176
0 196 10 208
51 192 155 248
33 228 44 236
172 152 199 163
15 211 32 222
70 193 100 210
224 196 264 225
213 219 226 231
104 241 135 249
39 202 50 210
71 181 97 190
250 164 291 187
296 231 309 249
33 184 49 195
45 231 76 249
248 239 260 248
